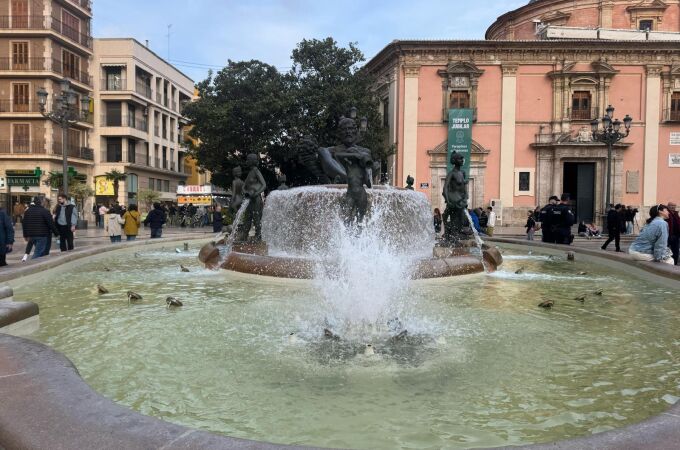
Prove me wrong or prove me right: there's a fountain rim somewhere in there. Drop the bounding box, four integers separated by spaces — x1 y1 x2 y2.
1 243 680 449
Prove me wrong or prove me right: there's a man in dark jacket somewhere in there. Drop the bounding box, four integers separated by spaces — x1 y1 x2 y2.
0 208 14 266
551 193 575 245
143 202 166 238
539 196 559 243
54 193 78 252
22 197 59 259
601 204 623 252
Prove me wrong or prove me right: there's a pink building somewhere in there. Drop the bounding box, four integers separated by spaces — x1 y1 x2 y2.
365 0 680 226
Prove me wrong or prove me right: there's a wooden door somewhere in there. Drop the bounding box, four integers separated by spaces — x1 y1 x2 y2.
13 83 29 112
12 123 30 153
12 42 28 70
11 0 28 28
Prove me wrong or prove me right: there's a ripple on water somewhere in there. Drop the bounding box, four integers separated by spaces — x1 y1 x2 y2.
11 246 680 449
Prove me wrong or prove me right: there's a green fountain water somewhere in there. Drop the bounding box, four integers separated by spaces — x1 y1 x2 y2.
12 246 680 449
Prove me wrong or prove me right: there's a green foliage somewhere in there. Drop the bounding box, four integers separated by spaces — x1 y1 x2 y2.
69 181 94 213
104 169 128 200
183 38 391 188
137 188 161 212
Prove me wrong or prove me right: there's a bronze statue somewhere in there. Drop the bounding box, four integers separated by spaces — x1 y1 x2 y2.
405 175 414 190
236 154 266 242
277 173 289 190
442 151 470 243
296 136 331 184
321 117 373 223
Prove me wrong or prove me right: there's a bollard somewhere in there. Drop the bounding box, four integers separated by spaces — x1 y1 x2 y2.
183 242 189 252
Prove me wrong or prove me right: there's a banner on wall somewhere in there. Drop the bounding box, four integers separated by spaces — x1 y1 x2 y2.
94 176 114 196
177 195 212 205
447 109 473 179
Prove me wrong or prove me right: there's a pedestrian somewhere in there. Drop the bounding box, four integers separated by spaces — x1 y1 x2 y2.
478 208 488 230
601 204 623 252
53 193 77 252
93 203 100 228
628 204 674 264
22 196 59 259
526 210 536 241
666 201 680 265
213 205 224 233
0 207 14 267
105 206 125 243
552 193 575 245
122 204 141 241
486 206 496 236
98 204 109 229
12 201 25 225
144 202 166 238
539 196 559 243
168 203 177 227
433 208 442 234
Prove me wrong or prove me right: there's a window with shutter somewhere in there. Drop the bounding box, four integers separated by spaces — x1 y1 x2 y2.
13 83 30 112
12 42 29 70
11 0 28 28
12 123 30 153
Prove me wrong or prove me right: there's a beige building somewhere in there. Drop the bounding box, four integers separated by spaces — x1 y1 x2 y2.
92 38 193 208
0 0 94 208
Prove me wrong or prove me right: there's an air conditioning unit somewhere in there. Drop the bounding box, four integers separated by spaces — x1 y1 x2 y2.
490 199 503 226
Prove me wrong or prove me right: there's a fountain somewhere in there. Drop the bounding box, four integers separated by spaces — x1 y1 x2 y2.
198 116 501 279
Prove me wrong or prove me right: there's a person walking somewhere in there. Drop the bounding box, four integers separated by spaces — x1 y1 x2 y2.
601 204 623 252
525 210 536 241
433 208 442 235
666 201 680 265
628 205 674 264
144 202 166 238
12 202 25 225
0 207 14 267
98 204 109 229
122 204 141 241
53 194 77 252
486 206 496 236
105 206 125 243
22 197 59 259
212 205 224 233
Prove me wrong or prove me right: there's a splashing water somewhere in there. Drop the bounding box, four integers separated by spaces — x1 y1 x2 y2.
275 187 436 340
216 199 250 261
463 209 489 272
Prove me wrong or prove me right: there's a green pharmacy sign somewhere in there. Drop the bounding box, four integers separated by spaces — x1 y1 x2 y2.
447 109 473 179
7 176 39 187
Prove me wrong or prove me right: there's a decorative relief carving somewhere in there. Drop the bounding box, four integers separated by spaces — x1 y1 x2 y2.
501 64 518 76
403 65 421 77
647 65 663 77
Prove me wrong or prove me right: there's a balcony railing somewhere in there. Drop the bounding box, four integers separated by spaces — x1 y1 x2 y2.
0 15 94 48
0 99 41 113
129 116 148 132
154 125 160 137
53 143 94 160
0 15 47 29
50 16 93 49
154 157 160 168
663 108 680 122
0 139 46 154
52 58 93 86
569 107 599 121
162 129 167 139
0 57 49 71
0 140 93 160
101 78 126 91
136 80 152 99
156 93 162 104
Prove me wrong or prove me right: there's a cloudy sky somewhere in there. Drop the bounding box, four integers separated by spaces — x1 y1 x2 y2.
93 0 526 83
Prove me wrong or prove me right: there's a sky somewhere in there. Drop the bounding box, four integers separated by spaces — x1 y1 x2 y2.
93 0 526 83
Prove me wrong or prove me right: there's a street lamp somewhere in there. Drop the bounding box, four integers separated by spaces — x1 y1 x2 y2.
37 79 91 196
591 105 632 216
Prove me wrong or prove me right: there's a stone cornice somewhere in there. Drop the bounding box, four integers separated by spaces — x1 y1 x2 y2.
363 39 680 75
646 64 664 76
502 64 519 76
627 0 669 14
403 64 421 77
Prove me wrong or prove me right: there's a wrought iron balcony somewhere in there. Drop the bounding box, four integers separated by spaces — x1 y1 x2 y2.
135 79 152 99
101 78 126 91
0 99 41 113
0 139 46 154
569 107 599 121
0 57 50 71
663 108 680 122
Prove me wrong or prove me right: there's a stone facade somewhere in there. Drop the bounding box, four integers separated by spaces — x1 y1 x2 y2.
365 0 680 226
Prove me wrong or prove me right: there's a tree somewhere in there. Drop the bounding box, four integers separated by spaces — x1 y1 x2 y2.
104 169 127 201
69 181 94 216
137 188 160 212
183 38 391 188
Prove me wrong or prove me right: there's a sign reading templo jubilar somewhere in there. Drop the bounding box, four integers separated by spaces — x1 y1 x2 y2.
447 109 472 180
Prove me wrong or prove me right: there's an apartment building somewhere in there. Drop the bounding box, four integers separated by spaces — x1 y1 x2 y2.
92 38 193 206
0 0 94 207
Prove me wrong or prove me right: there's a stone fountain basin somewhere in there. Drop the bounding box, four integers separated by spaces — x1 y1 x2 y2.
198 241 502 279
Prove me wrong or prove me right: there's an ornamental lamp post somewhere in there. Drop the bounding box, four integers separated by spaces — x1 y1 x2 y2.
37 80 91 197
591 105 632 224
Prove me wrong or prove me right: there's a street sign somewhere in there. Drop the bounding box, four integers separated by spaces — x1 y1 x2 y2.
7 176 40 187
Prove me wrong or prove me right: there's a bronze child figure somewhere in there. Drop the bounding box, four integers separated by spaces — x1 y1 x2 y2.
236 154 267 242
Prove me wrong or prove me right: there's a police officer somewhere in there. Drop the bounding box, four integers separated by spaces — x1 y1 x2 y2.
539 196 559 243
552 193 575 245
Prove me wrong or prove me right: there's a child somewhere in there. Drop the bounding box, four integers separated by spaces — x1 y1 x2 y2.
525 210 536 240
